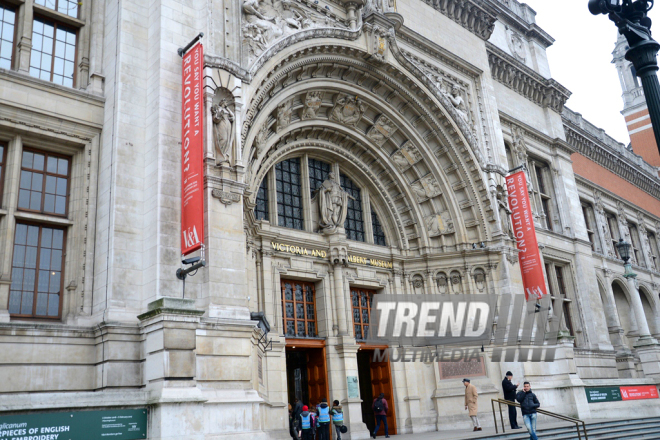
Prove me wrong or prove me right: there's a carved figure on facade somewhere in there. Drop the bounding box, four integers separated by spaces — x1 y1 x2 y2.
411 175 442 202
450 272 463 294
301 91 323 120
367 114 397 146
511 125 527 164
254 124 268 156
277 98 293 132
474 271 486 292
412 276 424 295
391 141 422 171
212 98 235 164
318 172 355 234
506 26 526 62
436 273 448 294
425 213 454 237
496 185 513 239
329 94 366 127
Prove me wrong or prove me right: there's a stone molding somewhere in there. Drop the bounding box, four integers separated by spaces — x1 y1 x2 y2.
486 43 571 113
564 108 660 200
419 0 498 41
488 0 554 48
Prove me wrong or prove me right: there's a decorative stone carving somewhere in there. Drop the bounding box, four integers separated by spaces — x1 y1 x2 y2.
445 84 469 122
212 98 235 165
276 98 293 132
506 26 526 62
450 272 463 294
425 213 454 237
254 124 268 155
506 249 519 265
474 271 486 293
301 91 323 120
212 189 241 205
411 175 442 202
412 276 424 289
436 273 448 294
496 185 513 238
511 125 527 165
363 22 393 65
367 114 397 146
329 94 366 127
318 172 354 234
391 142 422 171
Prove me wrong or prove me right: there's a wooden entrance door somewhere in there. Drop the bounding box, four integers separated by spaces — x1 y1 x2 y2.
370 358 396 436
306 347 328 408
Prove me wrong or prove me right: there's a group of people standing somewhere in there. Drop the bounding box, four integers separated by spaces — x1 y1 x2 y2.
464 372 541 440
290 398 345 440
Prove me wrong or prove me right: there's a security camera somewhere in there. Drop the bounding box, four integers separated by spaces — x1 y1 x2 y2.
182 256 201 265
588 0 621 15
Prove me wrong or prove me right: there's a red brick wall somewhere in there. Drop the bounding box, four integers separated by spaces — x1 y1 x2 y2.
625 108 660 167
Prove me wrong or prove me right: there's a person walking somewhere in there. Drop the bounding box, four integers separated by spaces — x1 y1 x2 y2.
463 379 481 431
371 392 389 438
316 398 331 440
330 400 344 440
298 405 316 440
292 398 303 437
516 382 540 440
502 371 522 429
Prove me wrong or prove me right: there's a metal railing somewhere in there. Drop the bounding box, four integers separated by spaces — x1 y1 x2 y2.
491 398 588 440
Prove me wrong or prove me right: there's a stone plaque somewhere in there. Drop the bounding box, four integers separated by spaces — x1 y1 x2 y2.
347 376 359 398
438 357 485 380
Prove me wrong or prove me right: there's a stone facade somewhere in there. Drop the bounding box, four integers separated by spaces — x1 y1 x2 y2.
0 0 659 439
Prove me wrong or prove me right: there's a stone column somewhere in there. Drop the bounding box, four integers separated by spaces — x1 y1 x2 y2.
329 235 349 336
15 0 33 74
333 264 348 335
626 276 656 343
626 275 660 378
601 270 628 353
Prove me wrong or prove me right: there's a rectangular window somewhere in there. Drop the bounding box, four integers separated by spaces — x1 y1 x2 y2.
18 149 70 216
34 0 78 19
581 203 600 252
8 223 65 318
371 207 387 246
281 280 317 338
534 164 553 230
606 213 620 257
30 17 77 87
554 266 575 336
0 142 6 205
275 158 303 230
648 232 659 270
0 3 15 70
628 223 643 267
340 173 364 242
351 288 373 340
255 177 269 221
308 158 331 197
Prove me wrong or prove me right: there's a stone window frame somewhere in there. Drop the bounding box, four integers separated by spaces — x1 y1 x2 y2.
254 154 388 246
605 211 621 258
543 260 577 339
528 159 557 231
627 222 644 267
0 133 93 322
280 278 318 339
0 2 17 70
17 147 70 217
3 0 95 90
647 231 659 271
580 200 600 253
350 287 373 341
0 141 6 206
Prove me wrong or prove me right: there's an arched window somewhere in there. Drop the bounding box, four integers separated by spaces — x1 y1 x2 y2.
340 173 364 242
255 178 269 221
275 158 303 230
371 207 387 246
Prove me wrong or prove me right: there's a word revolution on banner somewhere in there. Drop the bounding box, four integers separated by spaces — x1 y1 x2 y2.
507 170 547 301
180 42 205 256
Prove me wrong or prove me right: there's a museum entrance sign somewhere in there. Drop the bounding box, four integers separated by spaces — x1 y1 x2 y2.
0 409 147 440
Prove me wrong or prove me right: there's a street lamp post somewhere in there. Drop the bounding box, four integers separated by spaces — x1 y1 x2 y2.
589 0 660 156
614 239 657 345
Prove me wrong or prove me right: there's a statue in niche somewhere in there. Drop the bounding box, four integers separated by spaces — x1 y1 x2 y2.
436 274 448 294
496 185 513 239
447 85 469 122
318 172 355 233
329 94 366 127
212 98 235 165
302 91 323 120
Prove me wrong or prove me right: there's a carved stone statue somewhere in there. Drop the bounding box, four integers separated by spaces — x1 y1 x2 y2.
212 99 235 164
242 0 283 43
302 91 323 120
329 94 366 127
448 85 468 121
496 185 513 238
367 114 397 146
318 172 354 233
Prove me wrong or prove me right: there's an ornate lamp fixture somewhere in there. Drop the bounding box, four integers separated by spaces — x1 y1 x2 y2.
589 0 660 155
615 238 636 277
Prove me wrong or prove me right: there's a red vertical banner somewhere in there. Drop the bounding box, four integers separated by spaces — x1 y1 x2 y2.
181 42 204 256
506 171 548 301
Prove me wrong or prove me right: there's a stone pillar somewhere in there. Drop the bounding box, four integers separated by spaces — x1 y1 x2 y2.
138 298 206 439
329 338 364 440
329 234 349 336
601 270 628 353
626 276 656 342
333 265 348 335
626 275 660 378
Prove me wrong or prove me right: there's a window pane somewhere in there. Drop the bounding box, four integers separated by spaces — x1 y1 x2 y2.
19 151 70 215
372 207 387 246
308 158 331 196
275 158 303 230
0 4 15 68
340 173 365 242
33 153 44 169
8 290 21 314
48 294 59 316
22 151 33 169
21 291 33 315
254 178 269 221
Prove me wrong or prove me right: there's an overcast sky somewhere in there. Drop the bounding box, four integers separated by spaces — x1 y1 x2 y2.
523 1 659 145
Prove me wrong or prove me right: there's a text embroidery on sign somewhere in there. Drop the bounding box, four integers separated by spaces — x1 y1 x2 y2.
181 43 205 255
506 171 547 301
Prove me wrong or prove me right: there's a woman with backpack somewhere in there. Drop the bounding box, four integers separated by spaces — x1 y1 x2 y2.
371 393 389 438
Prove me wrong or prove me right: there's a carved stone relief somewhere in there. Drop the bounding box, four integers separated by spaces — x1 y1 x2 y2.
367 114 397 146
254 124 268 156
329 94 366 127
474 271 486 293
450 271 463 294
301 91 323 120
412 175 442 202
211 89 236 165
318 172 353 234
496 185 513 238
391 141 422 171
277 98 293 132
511 125 527 165
436 273 448 294
506 26 526 62
425 213 454 237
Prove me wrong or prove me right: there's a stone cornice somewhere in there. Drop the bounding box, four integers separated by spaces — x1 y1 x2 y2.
487 0 554 48
419 0 498 41
563 108 660 200
486 42 571 113
499 112 575 157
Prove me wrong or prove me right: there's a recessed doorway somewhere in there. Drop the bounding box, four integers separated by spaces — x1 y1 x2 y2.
357 348 397 437
286 342 328 409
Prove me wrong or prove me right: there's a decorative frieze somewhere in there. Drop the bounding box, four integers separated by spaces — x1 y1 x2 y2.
487 43 571 113
420 0 497 41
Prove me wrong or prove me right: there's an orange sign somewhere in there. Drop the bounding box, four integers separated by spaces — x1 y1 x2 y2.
620 385 659 400
180 42 205 255
507 171 548 301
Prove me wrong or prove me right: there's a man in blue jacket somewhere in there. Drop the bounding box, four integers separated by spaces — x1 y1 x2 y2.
316 397 331 440
516 382 540 440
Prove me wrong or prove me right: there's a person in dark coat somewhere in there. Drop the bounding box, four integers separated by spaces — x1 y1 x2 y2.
502 371 522 429
516 382 540 440
292 398 303 438
371 392 389 438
